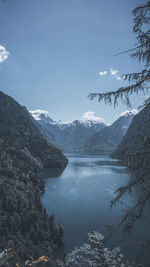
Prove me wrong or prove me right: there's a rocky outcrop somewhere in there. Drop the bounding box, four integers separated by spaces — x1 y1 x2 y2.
0 91 67 266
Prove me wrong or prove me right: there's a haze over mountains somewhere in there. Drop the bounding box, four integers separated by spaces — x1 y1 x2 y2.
30 110 105 152
30 109 137 153
83 110 137 152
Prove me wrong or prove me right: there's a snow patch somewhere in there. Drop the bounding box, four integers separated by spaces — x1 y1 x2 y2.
116 109 138 119
29 110 49 121
82 111 105 123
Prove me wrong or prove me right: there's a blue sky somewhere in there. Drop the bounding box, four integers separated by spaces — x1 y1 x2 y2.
0 0 147 124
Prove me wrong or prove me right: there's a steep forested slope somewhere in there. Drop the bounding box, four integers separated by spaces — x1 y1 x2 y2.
0 91 67 266
110 106 150 233
111 107 150 173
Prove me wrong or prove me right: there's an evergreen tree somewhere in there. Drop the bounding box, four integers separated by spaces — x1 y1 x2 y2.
89 0 150 237
89 1 150 109
57 231 129 267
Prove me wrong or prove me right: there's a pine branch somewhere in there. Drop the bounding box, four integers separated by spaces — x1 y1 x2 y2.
123 69 150 82
114 42 150 57
88 79 148 107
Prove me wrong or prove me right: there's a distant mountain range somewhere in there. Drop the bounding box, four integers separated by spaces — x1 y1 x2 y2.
30 110 106 152
30 110 136 153
82 111 136 152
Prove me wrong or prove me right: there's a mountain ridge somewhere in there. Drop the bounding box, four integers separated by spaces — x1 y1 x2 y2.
30 110 106 152
81 111 136 152
0 91 67 266
111 106 150 171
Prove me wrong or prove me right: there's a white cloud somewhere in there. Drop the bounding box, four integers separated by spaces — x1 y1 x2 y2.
98 68 123 81
99 71 107 76
30 109 49 115
109 68 123 81
115 75 122 81
0 45 9 63
110 68 119 76
83 111 104 123
115 109 138 119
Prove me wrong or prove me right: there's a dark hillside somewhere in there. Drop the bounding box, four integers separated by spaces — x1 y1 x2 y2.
111 107 150 174
0 91 67 266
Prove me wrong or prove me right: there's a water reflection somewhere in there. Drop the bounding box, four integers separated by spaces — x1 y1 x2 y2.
41 154 150 262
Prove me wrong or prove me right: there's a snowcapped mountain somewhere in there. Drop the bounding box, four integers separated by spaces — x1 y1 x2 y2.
30 109 136 153
30 110 55 123
115 109 138 119
30 110 103 127
111 107 150 168
83 110 137 152
29 110 58 147
30 110 106 152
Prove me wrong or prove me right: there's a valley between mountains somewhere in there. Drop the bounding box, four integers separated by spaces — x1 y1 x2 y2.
1 90 150 266
30 109 137 153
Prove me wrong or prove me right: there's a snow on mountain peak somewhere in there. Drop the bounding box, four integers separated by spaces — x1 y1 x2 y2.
29 109 106 127
82 111 105 124
29 110 50 121
116 109 138 119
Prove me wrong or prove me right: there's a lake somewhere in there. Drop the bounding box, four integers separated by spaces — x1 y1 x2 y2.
41 154 150 262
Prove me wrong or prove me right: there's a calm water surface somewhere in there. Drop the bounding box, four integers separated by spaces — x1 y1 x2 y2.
41 154 150 260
